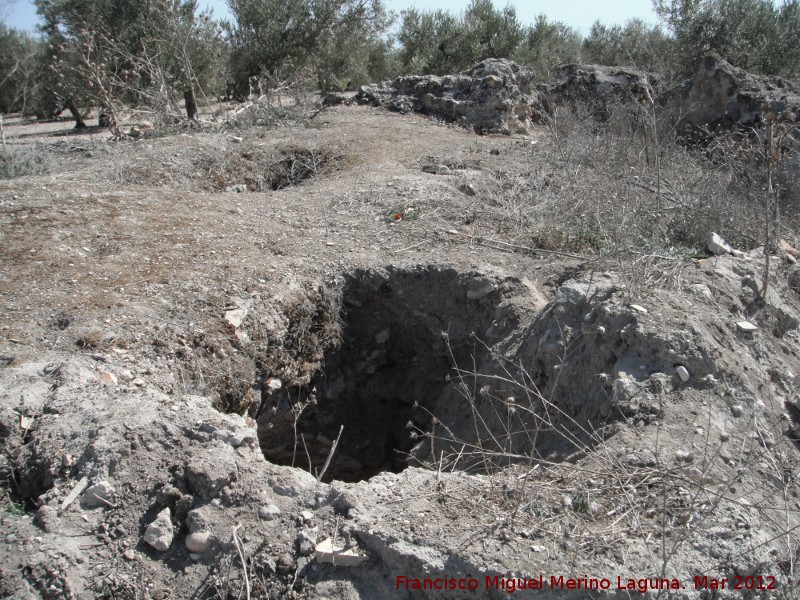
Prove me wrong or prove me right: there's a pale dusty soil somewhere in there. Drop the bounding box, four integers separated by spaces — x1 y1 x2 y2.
1 104 800 599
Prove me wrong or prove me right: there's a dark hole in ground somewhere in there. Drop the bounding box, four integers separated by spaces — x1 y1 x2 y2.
206 146 344 192
258 266 520 483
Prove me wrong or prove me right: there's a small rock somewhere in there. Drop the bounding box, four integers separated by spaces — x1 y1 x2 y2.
123 549 137 561
730 248 747 258
688 284 713 301
258 504 281 520
185 530 211 553
779 239 799 258
629 304 648 314
346 508 359 519
706 232 732 255
675 450 694 463
737 321 758 332
296 528 317 556
731 405 744 417
300 510 314 523
457 182 477 196
33 506 59 532
266 378 282 393
100 372 118 386
143 508 173 552
675 365 691 382
224 308 248 329
119 369 134 382
314 537 368 566
421 163 451 175
185 453 237 499
82 481 115 508
185 508 211 534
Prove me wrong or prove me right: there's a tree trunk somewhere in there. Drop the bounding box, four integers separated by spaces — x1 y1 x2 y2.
65 97 86 129
184 88 197 120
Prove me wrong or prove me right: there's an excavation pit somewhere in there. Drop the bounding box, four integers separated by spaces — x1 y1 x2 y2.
257 266 523 483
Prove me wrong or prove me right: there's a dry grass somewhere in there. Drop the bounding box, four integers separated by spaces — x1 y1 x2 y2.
470 101 796 262
0 143 55 179
410 330 800 595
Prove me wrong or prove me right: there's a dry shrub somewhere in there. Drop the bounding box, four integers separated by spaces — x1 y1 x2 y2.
0 144 55 179
493 101 792 257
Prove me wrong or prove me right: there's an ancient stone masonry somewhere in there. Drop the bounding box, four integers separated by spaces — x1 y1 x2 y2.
355 58 546 134
541 64 661 119
660 54 800 129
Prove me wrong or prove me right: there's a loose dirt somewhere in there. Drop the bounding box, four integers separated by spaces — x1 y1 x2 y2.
1 102 800 599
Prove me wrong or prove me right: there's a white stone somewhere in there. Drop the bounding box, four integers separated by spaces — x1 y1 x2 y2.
737 321 758 332
82 481 116 508
706 232 732 255
143 508 173 552
185 530 211 553
224 308 248 329
314 538 368 566
259 504 281 520
675 365 690 382
630 304 648 314
100 371 118 386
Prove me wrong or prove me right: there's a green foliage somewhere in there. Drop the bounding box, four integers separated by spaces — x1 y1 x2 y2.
582 18 675 76
226 0 389 94
397 0 524 75
33 0 226 121
4 499 29 516
513 15 582 81
0 24 44 114
653 0 800 79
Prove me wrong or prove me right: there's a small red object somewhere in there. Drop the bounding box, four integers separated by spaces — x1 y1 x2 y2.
393 213 403 220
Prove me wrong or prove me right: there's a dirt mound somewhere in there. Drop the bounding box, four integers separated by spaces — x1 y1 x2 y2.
355 58 544 134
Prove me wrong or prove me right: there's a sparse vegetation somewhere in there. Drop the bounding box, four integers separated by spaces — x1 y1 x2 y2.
0 142 53 178
2 2 800 598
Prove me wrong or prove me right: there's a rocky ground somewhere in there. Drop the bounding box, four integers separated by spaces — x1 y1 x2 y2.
1 60 800 599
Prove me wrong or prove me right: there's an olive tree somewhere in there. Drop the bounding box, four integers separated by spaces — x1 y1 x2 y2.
397 0 524 75
653 0 800 78
513 15 582 81
34 0 225 126
226 0 389 94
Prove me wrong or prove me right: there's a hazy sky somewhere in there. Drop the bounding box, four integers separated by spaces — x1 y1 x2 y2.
3 0 661 35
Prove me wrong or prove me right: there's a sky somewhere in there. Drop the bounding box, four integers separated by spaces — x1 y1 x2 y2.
2 0 661 35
